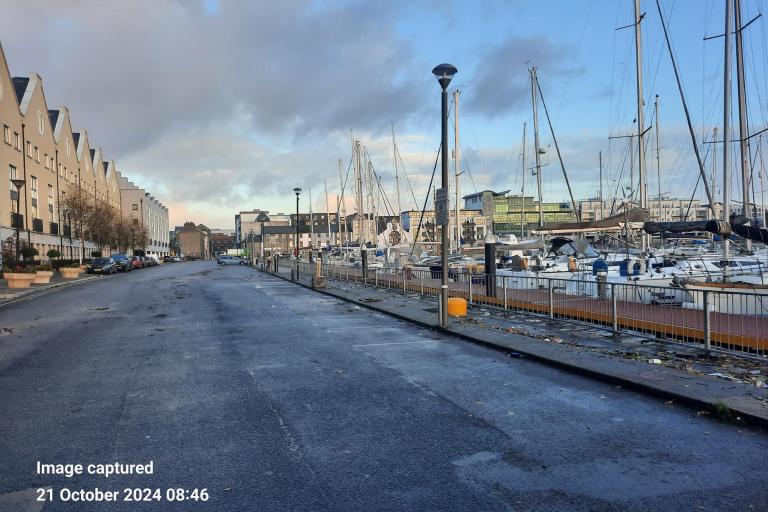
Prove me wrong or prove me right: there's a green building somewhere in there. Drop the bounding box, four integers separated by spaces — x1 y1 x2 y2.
463 190 574 236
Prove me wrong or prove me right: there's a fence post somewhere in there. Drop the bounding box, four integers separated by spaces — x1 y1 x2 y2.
702 290 711 354
375 270 378 288
503 276 508 310
420 273 424 295
611 283 618 336
468 276 473 304
403 270 407 292
547 279 554 318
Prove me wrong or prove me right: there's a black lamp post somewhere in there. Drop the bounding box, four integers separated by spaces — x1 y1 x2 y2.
249 229 255 266
294 188 302 278
11 178 25 265
256 211 270 259
432 63 457 328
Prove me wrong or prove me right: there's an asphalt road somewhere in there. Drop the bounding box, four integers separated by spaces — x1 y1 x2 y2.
1 261 767 512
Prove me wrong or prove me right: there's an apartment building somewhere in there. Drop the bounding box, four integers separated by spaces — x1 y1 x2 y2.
118 174 169 257
178 222 209 259
0 40 168 263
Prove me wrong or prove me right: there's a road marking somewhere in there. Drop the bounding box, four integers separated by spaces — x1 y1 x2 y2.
352 340 443 347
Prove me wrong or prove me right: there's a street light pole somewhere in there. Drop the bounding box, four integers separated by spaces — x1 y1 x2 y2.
432 63 457 328
249 229 255 266
294 187 302 279
11 179 25 266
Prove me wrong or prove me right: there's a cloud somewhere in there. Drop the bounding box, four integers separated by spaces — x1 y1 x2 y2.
467 36 573 118
0 1 425 157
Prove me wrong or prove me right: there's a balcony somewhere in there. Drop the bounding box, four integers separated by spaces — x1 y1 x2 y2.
49 222 59 235
32 218 43 233
11 213 24 229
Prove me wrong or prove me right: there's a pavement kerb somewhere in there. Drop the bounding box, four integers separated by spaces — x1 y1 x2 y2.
0 275 101 308
257 266 768 429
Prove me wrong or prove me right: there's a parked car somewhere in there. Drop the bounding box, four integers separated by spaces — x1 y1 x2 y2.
163 255 172 263
146 255 160 265
172 256 181 262
112 254 132 272
87 257 117 275
138 256 150 268
128 256 142 269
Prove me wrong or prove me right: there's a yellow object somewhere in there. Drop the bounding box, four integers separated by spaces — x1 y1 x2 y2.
447 297 468 317
568 256 577 272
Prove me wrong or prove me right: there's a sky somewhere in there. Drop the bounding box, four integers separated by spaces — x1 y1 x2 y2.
2 0 768 229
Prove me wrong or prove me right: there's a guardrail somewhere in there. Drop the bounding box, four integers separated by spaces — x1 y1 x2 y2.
281 259 768 358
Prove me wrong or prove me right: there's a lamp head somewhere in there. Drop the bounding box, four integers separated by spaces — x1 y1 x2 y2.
294 187 302 197
432 63 458 90
11 178 25 190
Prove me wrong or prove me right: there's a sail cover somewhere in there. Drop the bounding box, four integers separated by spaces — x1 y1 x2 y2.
532 208 649 235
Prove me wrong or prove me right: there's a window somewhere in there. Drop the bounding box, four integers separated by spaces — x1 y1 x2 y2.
65 137 71 157
9 165 18 203
14 132 20 150
3 125 9 145
37 111 44 135
58 164 63 177
31 176 38 219
48 184 54 214
35 147 40 163
44 153 49 169
132 218 139 225
26 141 32 157
132 204 138 211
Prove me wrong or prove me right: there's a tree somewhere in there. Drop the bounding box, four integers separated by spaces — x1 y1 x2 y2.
61 183 94 265
128 221 149 254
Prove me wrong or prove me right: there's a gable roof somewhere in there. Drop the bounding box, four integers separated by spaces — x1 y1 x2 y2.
11 77 28 106
48 109 59 128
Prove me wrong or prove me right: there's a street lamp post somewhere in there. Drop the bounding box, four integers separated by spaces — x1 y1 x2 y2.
256 212 270 262
432 63 457 328
249 229 255 266
294 187 301 279
11 178 25 266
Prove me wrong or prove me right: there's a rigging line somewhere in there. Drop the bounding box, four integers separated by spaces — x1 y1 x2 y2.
395 142 420 210
554 0 594 123
337 153 355 213
456 140 479 194
409 143 441 257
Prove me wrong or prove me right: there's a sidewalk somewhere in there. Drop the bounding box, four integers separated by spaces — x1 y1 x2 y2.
0 272 99 306
263 263 768 427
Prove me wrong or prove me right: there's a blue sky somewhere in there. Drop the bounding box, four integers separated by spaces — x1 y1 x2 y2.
2 0 767 228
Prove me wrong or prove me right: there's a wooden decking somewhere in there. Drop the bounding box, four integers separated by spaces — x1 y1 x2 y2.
323 266 768 353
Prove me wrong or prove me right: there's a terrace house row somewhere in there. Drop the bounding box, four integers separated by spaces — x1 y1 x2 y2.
0 41 169 260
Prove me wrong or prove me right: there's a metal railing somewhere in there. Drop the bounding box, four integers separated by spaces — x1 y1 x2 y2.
280 259 768 358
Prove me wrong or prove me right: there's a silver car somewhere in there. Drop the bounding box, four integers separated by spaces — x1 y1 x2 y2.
218 256 246 266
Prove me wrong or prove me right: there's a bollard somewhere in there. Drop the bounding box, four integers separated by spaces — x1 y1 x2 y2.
702 291 711 354
611 283 619 336
548 280 554 319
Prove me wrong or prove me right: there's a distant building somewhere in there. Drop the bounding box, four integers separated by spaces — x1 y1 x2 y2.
178 222 209 259
401 209 486 249
209 229 236 256
463 190 574 236
118 174 169 257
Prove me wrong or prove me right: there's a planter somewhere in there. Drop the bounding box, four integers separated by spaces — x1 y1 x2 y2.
4 272 37 289
33 270 54 284
60 267 82 279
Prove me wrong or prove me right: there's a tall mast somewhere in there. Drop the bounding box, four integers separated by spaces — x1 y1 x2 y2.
453 89 461 253
655 95 662 221
392 124 402 220
530 67 544 231
634 0 648 250
723 0 733 279
355 140 365 248
324 178 331 248
599 150 603 221
735 0 752 251
521 122 527 237
337 158 346 248
712 127 718 221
